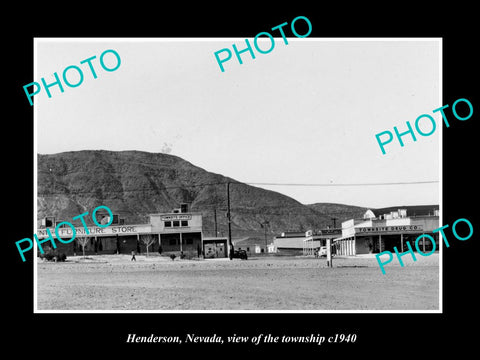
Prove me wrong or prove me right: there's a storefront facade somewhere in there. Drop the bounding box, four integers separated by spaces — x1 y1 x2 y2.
37 210 203 257
303 229 342 256
334 207 440 256
273 232 308 255
202 237 229 258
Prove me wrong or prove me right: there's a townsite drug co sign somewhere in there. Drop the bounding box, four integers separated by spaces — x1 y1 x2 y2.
357 225 424 234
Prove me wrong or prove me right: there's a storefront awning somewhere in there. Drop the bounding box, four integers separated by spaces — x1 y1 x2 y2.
332 235 354 243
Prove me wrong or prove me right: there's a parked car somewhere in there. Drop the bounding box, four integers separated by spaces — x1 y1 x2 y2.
230 249 248 260
318 246 327 257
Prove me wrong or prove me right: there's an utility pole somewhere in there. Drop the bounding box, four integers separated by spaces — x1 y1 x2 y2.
262 220 269 254
331 217 337 228
213 208 218 237
226 182 233 258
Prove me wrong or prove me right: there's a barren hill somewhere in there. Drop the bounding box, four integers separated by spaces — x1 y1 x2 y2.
37 150 368 238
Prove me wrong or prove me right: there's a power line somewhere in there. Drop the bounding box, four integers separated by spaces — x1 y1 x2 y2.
244 180 439 187
37 179 439 196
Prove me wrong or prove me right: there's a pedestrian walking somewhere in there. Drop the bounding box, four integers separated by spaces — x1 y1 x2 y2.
131 250 136 261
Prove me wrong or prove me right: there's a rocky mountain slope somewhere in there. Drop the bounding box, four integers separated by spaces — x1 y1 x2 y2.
37 150 368 238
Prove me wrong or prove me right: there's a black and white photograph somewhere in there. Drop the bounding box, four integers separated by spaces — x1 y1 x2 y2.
7 5 478 355
33 37 442 312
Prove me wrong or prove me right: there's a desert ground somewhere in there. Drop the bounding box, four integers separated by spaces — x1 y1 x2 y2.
36 253 439 311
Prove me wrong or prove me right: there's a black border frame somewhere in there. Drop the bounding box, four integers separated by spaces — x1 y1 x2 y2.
6 5 478 355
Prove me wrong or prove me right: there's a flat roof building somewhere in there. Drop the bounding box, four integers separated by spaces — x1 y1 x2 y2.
37 205 204 258
334 205 439 256
202 237 229 258
274 229 342 256
273 231 308 255
303 228 342 256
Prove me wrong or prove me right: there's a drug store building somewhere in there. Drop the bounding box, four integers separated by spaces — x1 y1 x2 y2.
334 205 440 256
37 207 204 257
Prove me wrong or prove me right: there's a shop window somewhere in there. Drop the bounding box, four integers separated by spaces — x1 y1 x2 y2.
186 238 193 245
165 221 172 227
181 220 188 227
169 239 177 245
173 220 180 227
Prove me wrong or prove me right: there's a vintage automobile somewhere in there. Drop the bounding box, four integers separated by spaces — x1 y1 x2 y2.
318 246 327 257
229 248 248 260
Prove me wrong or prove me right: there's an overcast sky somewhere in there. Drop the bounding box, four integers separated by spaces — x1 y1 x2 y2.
35 38 441 208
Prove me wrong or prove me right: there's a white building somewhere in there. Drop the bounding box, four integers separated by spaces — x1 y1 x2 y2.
334 205 439 256
37 204 204 257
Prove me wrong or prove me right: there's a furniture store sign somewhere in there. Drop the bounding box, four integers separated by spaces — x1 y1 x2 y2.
35 224 152 239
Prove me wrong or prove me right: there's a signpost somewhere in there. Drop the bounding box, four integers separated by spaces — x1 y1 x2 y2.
326 238 332 267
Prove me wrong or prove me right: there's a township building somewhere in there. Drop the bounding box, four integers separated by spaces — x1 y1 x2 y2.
273 229 341 255
203 236 229 258
334 205 440 255
273 231 308 255
232 237 276 255
303 228 342 255
274 205 439 257
37 203 440 259
37 205 205 257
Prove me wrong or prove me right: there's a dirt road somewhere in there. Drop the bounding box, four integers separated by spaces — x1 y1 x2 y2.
36 254 439 311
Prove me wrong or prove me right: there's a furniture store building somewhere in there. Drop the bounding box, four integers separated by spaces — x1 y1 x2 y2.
37 208 204 257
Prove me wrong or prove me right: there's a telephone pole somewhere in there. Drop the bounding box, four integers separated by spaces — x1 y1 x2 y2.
226 182 233 258
331 217 337 228
213 208 218 236
261 220 269 254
